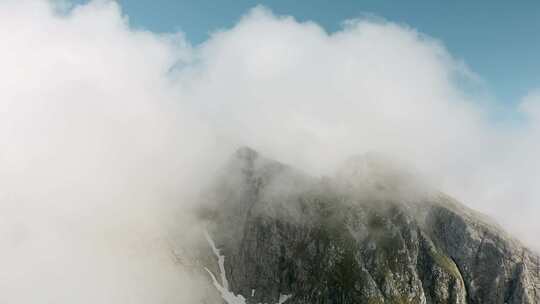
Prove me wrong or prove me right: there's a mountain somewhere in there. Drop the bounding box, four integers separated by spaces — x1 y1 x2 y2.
196 147 540 304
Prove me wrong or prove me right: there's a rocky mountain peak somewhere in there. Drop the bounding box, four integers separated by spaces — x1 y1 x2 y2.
199 148 540 304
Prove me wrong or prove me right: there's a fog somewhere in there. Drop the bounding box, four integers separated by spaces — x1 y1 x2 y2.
0 0 539 302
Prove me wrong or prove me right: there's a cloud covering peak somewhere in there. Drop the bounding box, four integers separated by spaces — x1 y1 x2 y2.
0 1 539 302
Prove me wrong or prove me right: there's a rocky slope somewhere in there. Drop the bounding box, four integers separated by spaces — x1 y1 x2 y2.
197 147 540 304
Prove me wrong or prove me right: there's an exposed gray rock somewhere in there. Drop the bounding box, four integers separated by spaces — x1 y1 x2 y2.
198 147 540 304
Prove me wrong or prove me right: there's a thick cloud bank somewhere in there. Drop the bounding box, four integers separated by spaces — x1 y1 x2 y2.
0 0 539 302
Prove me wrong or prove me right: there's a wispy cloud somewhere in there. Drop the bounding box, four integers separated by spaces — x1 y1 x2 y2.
0 1 539 302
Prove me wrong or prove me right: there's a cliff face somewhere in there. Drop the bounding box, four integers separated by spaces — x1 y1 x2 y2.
199 148 540 304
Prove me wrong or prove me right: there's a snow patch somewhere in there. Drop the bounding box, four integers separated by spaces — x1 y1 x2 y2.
204 231 229 290
278 294 292 304
204 231 292 304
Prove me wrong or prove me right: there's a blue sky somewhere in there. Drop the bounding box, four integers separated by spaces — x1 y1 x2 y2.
73 0 539 107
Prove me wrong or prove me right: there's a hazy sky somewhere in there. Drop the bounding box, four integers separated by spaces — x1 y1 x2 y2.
68 0 540 111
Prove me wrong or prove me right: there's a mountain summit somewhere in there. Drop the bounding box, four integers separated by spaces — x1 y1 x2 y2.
198 148 540 304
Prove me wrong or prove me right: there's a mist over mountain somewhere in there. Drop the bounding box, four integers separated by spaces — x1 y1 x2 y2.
194 148 540 304
1 1 540 303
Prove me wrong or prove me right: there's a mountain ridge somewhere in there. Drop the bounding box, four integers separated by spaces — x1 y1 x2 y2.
197 147 540 304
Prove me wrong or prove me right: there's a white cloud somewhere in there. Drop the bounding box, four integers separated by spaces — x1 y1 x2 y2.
0 1 539 302
0 1 214 303
520 89 540 121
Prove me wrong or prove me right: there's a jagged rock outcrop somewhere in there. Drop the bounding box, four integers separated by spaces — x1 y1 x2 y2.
199 147 540 304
